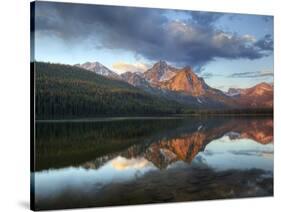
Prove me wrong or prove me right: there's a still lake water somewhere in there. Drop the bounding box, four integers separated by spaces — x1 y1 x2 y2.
32 116 273 210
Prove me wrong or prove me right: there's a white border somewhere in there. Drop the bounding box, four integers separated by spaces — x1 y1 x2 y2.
0 0 280 211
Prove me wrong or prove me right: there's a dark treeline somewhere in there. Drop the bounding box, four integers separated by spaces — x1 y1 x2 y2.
35 62 185 119
196 108 273 116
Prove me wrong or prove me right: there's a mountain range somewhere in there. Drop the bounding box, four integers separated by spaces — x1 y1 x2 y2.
76 60 273 110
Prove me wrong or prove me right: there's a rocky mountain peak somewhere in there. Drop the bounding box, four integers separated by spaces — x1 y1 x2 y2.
76 61 121 80
161 68 208 96
121 71 150 88
144 60 178 84
241 82 273 96
229 82 273 108
153 60 168 69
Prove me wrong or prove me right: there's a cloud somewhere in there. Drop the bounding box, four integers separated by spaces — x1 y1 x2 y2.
242 34 256 42
262 16 273 23
199 71 224 79
228 70 273 78
255 34 273 51
34 2 273 70
189 11 224 26
199 72 215 79
112 61 150 73
164 20 271 66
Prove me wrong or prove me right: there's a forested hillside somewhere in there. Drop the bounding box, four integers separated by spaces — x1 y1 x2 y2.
34 62 185 119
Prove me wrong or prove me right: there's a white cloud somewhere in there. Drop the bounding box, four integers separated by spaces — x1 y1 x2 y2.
112 61 150 74
242 34 257 42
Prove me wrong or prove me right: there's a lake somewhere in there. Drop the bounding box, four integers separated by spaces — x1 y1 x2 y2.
32 116 273 210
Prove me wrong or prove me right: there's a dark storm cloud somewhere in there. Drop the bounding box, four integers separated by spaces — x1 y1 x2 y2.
35 2 167 42
35 2 273 69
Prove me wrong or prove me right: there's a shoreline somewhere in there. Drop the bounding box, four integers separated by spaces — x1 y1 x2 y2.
35 114 273 123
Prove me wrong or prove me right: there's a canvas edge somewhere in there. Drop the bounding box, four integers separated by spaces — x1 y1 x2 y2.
30 1 36 211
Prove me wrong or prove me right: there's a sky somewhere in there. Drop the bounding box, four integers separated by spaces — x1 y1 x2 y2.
33 2 274 91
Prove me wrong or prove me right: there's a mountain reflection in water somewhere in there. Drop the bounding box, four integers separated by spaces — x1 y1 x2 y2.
33 117 273 210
